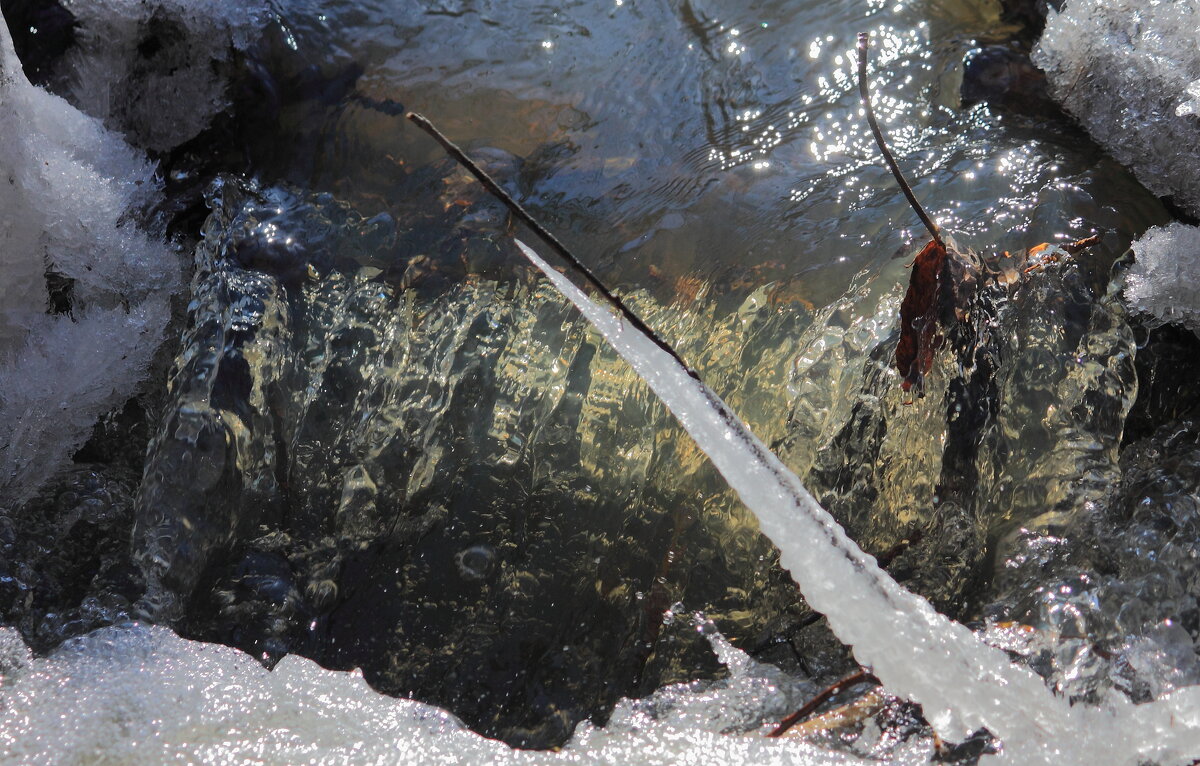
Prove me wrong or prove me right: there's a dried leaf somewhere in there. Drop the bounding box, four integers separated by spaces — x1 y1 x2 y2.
895 239 947 396
893 234 1099 398
1021 234 1102 273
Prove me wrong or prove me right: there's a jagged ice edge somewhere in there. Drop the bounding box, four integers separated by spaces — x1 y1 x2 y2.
514 239 1200 764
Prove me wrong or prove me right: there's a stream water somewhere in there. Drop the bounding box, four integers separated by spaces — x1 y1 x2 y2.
1 0 1194 760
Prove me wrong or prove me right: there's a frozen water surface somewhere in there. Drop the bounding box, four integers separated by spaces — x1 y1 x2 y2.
5 0 1200 762
1127 223 1200 332
0 622 927 766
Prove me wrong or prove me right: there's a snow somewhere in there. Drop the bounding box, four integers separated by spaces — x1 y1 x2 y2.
1033 0 1200 216
1125 223 1200 332
0 15 178 505
0 621 926 766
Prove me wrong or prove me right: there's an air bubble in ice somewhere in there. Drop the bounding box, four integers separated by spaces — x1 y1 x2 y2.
455 545 497 581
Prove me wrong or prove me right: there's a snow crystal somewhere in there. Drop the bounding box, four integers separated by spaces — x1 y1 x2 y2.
0 16 178 505
1126 222 1200 331
1178 79 1200 118
60 0 269 151
1033 0 1200 216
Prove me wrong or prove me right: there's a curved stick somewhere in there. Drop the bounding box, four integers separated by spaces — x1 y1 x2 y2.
857 32 943 246
767 668 880 737
406 112 699 378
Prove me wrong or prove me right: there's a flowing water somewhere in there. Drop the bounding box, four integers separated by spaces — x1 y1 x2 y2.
0 0 1191 758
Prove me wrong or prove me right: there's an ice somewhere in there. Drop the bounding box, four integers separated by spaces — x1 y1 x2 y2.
1178 79 1200 118
1125 222 1200 332
59 0 268 150
1033 0 1200 215
0 16 178 505
0 622 918 766
514 240 1200 763
983 413 1200 707
0 623 503 765
129 174 834 743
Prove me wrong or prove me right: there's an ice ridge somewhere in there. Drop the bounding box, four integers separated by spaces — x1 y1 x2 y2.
515 239 1200 764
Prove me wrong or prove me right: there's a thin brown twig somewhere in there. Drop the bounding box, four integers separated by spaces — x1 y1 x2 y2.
856 32 943 247
405 111 700 378
767 668 881 737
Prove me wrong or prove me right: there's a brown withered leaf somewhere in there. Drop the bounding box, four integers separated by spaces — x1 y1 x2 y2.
895 239 947 396
895 238 978 396
1020 234 1101 273
894 234 1100 398
857 32 1104 401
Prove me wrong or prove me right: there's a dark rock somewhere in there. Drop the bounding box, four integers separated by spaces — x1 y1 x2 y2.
961 45 1057 115
0 0 76 86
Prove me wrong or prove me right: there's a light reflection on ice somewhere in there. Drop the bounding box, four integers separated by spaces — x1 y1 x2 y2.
1127 223 1200 333
0 622 924 766
515 239 1200 764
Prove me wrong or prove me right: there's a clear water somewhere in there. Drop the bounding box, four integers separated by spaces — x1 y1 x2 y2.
230 0 1167 292
0 0 1188 758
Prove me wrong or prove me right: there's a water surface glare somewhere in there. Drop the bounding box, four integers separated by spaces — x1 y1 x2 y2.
1 0 1187 759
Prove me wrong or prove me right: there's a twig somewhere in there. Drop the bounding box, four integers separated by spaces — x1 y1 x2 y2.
857 32 943 246
774 689 885 738
405 112 699 377
767 668 880 737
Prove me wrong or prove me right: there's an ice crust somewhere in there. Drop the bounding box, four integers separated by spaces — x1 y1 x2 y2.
514 240 1200 763
0 622 922 766
1034 0 1200 215
0 17 178 505
60 0 268 150
1126 222 1200 332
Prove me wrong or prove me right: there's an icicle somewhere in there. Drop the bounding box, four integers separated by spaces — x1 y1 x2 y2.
514 239 1200 764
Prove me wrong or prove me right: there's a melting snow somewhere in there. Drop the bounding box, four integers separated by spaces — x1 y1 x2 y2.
0 622 925 766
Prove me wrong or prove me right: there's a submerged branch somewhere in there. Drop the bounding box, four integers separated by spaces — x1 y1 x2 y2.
857 32 943 246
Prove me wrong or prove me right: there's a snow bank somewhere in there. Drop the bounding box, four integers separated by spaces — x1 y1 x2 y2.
1033 0 1200 216
60 0 268 151
1126 222 1200 331
0 16 178 504
0 622 926 766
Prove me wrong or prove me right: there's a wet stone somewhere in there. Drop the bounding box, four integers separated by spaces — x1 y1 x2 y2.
960 45 1057 115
